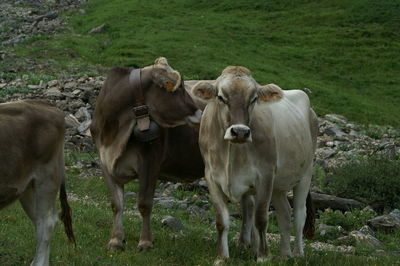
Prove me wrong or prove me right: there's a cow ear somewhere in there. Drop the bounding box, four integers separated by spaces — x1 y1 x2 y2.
257 83 283 102
192 81 217 101
151 68 182 92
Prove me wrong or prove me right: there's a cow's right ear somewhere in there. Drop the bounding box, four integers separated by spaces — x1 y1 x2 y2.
191 81 217 101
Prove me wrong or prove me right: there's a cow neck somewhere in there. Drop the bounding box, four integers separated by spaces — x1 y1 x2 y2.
129 68 151 131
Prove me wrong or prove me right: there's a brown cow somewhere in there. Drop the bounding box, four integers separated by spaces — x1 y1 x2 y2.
90 57 204 251
0 100 75 266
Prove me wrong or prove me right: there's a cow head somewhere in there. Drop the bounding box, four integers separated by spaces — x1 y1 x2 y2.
142 57 202 128
192 66 283 143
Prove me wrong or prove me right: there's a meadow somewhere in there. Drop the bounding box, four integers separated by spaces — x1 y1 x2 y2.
1 0 400 265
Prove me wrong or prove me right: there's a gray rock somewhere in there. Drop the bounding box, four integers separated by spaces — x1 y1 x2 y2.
124 191 136 198
367 209 400 231
187 205 206 217
64 81 78 90
161 216 184 231
88 23 106 34
65 114 80 128
358 225 375 237
308 192 364 211
349 230 383 248
325 114 348 124
324 125 348 140
45 87 62 97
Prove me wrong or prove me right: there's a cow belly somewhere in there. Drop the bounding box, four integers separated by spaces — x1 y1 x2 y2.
0 186 19 209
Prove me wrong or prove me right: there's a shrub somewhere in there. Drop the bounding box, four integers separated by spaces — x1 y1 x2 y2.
318 209 375 232
326 157 400 212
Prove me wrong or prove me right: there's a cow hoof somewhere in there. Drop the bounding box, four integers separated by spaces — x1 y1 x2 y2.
107 238 125 251
137 240 153 252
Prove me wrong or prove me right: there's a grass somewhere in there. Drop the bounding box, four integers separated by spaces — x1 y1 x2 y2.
8 0 400 126
1 150 400 265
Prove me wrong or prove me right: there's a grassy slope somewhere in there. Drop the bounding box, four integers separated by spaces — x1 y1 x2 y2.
14 0 400 126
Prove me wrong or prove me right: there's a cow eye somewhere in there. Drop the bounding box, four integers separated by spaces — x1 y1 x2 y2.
218 95 227 104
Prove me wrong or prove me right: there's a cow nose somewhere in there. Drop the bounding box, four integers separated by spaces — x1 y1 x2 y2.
230 127 250 139
224 124 252 143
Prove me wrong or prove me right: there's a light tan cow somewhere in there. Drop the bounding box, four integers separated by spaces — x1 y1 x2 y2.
192 66 317 263
0 100 75 266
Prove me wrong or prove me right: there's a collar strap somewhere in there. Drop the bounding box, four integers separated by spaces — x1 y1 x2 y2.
129 68 151 131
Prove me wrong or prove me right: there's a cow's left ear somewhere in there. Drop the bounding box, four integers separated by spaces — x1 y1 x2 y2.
151 68 182 92
257 83 284 102
191 81 217 102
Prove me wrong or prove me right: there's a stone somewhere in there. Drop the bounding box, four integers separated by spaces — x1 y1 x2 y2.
358 225 375 237
0 83 7 89
187 205 206 217
307 192 363 211
325 114 348 124
324 125 348 140
161 216 184 231
64 81 78 90
367 209 400 231
88 23 107 34
47 80 59 87
349 230 383 248
27 85 41 90
65 114 80 128
45 87 62 97
124 191 136 198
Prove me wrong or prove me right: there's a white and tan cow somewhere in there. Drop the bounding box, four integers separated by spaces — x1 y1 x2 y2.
0 100 75 266
192 66 317 262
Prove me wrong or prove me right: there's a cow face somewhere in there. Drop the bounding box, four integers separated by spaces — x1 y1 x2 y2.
192 66 283 143
144 58 202 128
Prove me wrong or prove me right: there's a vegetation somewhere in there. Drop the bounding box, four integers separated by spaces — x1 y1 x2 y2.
8 0 400 126
1 151 400 265
326 157 400 212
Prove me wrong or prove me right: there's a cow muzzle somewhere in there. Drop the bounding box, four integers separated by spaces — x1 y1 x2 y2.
186 109 202 125
224 124 252 143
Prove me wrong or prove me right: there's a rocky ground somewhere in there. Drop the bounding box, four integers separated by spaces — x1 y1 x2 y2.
1 0 399 258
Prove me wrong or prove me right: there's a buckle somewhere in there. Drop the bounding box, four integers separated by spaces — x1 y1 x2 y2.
132 105 149 118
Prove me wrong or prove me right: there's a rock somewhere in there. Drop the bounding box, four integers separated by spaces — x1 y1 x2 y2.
309 241 354 253
358 225 375 237
161 216 184 231
317 148 337 159
88 23 106 34
325 114 348 124
367 209 400 231
317 224 345 236
324 125 348 140
47 80 59 87
44 87 62 97
27 84 42 90
349 230 383 248
187 205 206 217
65 114 80 128
124 191 136 198
0 83 7 89
64 81 78 90
308 192 364 211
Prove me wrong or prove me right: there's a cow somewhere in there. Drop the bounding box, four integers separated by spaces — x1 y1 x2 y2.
90 57 204 251
0 100 75 266
191 66 317 263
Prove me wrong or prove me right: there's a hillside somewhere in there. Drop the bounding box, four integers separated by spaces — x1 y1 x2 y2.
5 0 400 126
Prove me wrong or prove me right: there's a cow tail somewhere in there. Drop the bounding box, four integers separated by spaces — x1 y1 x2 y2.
303 191 315 239
60 181 76 245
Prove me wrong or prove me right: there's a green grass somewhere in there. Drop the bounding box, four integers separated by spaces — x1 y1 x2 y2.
10 0 400 126
1 151 400 265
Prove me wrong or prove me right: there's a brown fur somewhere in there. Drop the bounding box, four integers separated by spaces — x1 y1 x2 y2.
91 58 204 251
0 99 75 265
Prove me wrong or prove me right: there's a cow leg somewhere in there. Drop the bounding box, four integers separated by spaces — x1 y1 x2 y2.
271 190 292 257
292 168 312 257
19 184 36 222
103 169 125 250
207 179 230 263
239 194 255 249
30 178 59 266
137 160 160 252
254 177 274 262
